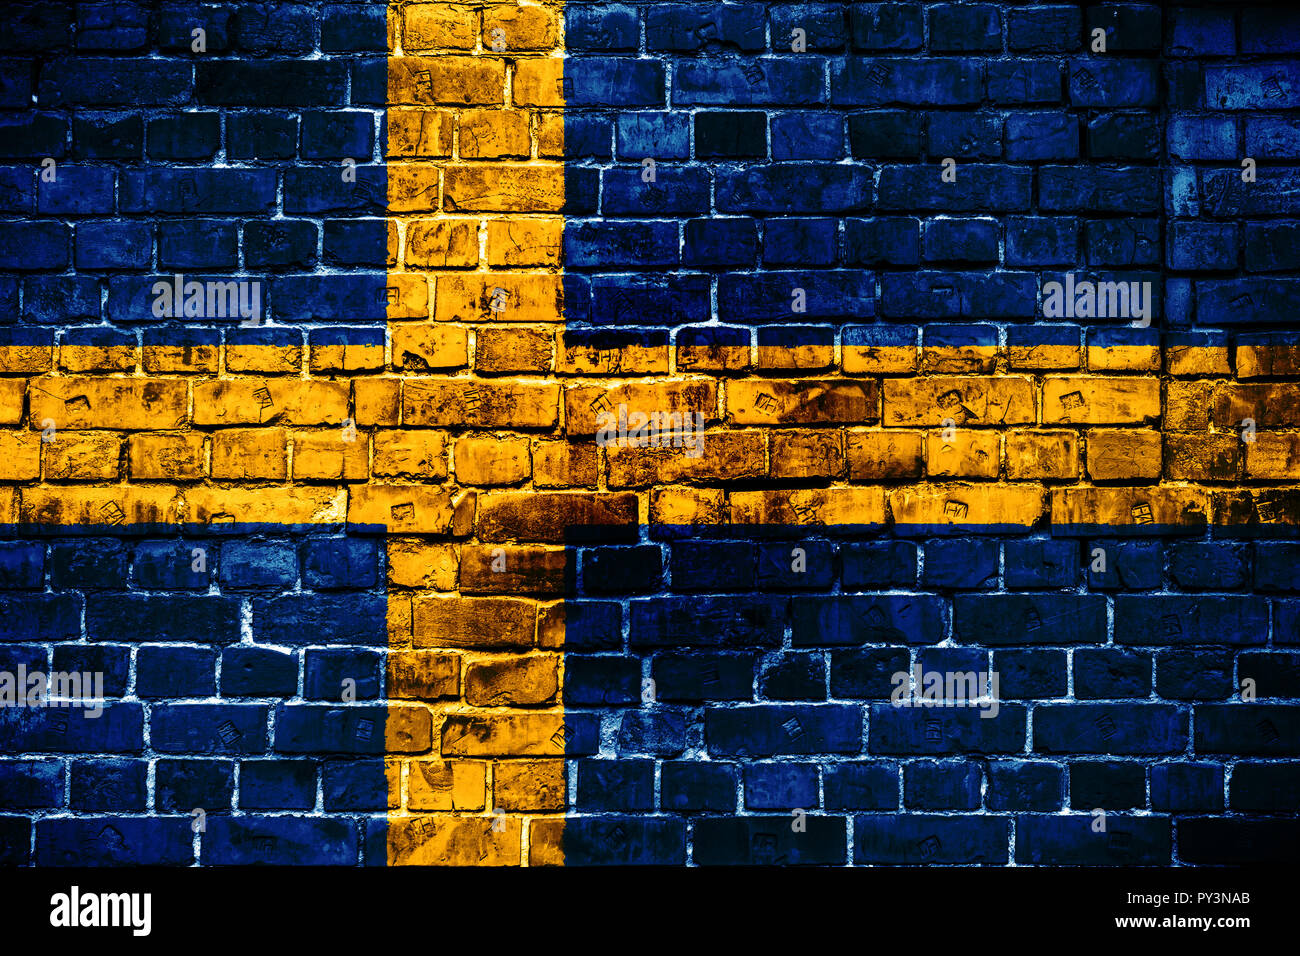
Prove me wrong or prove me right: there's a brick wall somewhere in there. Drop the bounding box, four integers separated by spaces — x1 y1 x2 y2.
1 1 1299 866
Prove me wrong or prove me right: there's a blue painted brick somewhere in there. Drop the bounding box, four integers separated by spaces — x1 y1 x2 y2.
1115 596 1268 646
695 815 846 864
823 761 897 809
159 219 239 269
1156 650 1234 700
661 761 736 812
922 218 999 263
955 595 1106 645
923 538 998 589
986 761 1064 810
75 220 152 269
1152 763 1224 813
565 656 641 707
830 648 909 699
323 761 387 810
706 704 861 756
70 758 148 812
584 545 663 594
0 542 43 588
1005 539 1078 588
253 594 386 645
219 540 297 589
37 817 193 866
759 653 825 701
763 218 837 267
565 5 639 52
133 541 211 589
203 815 357 865
302 110 374 159
795 595 942 646
647 4 766 52
221 646 298 698
228 113 298 160
758 541 833 589
3 593 81 641
87 595 240 644
0 703 143 753
1016 815 1170 865
0 759 64 808
855 814 1007 864
136 646 217 699
905 760 982 809
151 703 268 755
148 113 220 159
683 217 757 268
744 762 818 809
305 648 382 701
617 112 690 160
1073 649 1151 699
652 652 754 701
617 709 687 756
1088 540 1162 590
51 645 130 697
240 760 316 810
1070 761 1145 809
561 817 686 865
995 649 1067 699
669 541 752 592
302 537 379 590
772 112 842 160
577 758 655 811
1034 704 1186 754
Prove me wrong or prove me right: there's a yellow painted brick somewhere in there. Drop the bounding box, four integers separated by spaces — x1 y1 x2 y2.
1212 383 1300 429
606 429 764 488
44 432 121 481
387 816 521 866
883 376 1036 427
59 344 135 374
372 429 449 479
927 429 1000 479
1042 376 1160 425
566 381 715 436
292 429 368 481
143 342 219 375
402 3 477 50
769 430 845 480
226 339 301 374
1168 343 1231 376
475 328 553 374
528 818 564 866
348 485 471 534
1167 380 1213 430
1052 487 1209 530
441 712 566 756
443 164 565 213
649 486 726 528
388 649 460 700
677 336 751 374
0 380 26 425
537 112 564 158
493 760 564 812
409 760 486 812
1007 342 1081 371
485 219 562 268
388 163 442 213
842 342 915 375
920 344 997 375
389 56 505 106
532 438 597 488
182 487 347 525
1087 344 1161 372
0 343 52 374
1086 429 1162 481
387 539 459 590
729 379 875 426
511 57 563 107
405 378 559 428
464 654 559 706
310 341 384 374
1005 429 1079 480
211 428 288 480
476 491 637 542
460 543 566 594
0 487 13 524
20 485 182 527
405 218 478 268
128 433 205 480
731 487 887 527
558 332 669 376
28 378 188 431
435 272 565 323
846 429 924 480
387 107 454 158
413 595 536 648
1247 433 1300 479
1165 432 1239 481
0 430 40 480
455 434 530 485
482 4 559 50
392 324 468 372
459 108 530 158
889 484 1045 528
355 378 400 426
377 273 428 321
1237 343 1300 379
193 380 348 426
756 341 834 372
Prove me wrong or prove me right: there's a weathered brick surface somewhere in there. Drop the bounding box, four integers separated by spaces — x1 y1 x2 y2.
1 0 1299 869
